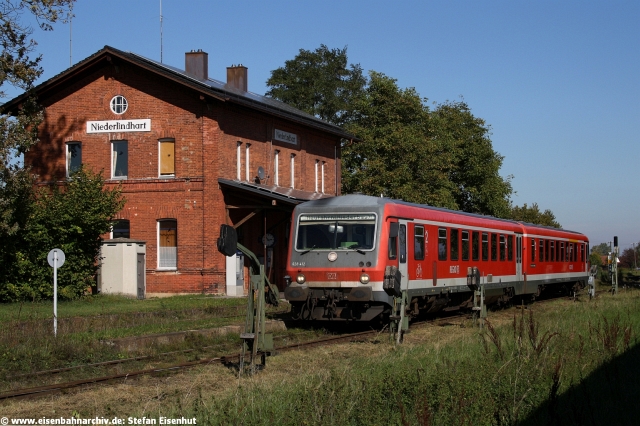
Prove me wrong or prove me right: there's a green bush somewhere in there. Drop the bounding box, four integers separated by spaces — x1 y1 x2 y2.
0 168 124 302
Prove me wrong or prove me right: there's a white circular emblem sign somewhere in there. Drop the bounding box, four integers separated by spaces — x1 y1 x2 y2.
328 252 338 262
47 248 66 268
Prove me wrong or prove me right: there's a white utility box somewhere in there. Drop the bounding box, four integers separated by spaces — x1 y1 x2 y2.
99 239 146 299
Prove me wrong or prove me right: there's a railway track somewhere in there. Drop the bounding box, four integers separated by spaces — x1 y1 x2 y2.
0 291 596 402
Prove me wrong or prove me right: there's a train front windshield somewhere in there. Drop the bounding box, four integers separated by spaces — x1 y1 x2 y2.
296 213 377 251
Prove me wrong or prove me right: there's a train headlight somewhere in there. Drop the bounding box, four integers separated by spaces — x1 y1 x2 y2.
296 273 306 284
360 273 370 284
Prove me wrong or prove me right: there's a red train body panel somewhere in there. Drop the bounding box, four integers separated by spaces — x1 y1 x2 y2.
284 195 589 321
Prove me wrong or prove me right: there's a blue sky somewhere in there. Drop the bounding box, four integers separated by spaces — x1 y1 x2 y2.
7 0 639 250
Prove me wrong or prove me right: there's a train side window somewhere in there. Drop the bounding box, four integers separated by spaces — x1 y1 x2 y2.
482 233 488 261
472 231 479 261
550 241 555 262
399 225 407 264
450 228 459 261
500 234 506 261
438 228 447 261
539 239 544 262
570 243 575 262
581 243 585 262
388 222 398 260
462 230 470 261
491 234 497 261
560 242 565 262
414 225 425 261
545 240 550 262
507 235 513 261
531 239 536 262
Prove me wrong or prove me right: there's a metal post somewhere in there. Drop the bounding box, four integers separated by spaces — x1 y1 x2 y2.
53 254 58 337
612 236 619 295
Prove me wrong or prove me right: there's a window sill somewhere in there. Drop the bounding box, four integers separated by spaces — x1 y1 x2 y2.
156 267 177 272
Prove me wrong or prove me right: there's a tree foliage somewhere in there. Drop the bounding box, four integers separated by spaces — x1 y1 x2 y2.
589 252 602 268
0 168 124 302
342 72 450 206
341 72 512 217
591 243 610 256
0 0 74 240
619 247 638 269
0 1 124 303
266 45 515 217
510 203 561 228
429 100 512 217
265 44 366 126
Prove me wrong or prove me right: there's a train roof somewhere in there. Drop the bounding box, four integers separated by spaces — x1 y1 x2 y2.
294 194 587 239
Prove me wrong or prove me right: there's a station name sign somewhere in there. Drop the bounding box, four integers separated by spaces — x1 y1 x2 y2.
274 128 297 144
86 119 151 134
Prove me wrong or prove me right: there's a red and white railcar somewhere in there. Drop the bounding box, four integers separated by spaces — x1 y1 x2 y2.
284 194 589 321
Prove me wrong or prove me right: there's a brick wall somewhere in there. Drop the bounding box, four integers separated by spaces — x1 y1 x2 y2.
26 58 342 295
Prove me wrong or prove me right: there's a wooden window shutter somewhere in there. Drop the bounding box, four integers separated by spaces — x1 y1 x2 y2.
160 140 175 175
159 220 177 247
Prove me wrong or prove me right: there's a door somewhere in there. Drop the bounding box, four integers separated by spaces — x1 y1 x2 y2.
137 253 145 300
399 220 409 290
516 234 523 284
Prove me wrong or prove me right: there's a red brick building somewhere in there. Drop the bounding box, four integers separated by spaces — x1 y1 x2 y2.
6 46 352 295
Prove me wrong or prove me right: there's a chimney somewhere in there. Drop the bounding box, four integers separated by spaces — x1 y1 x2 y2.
226 64 248 92
185 49 208 80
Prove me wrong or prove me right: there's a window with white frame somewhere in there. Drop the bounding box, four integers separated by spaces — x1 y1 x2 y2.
245 143 251 181
66 142 82 176
274 150 280 186
159 138 175 177
110 95 128 114
315 160 319 192
111 140 128 178
158 219 177 269
290 154 295 189
321 161 326 193
236 142 241 180
111 219 130 238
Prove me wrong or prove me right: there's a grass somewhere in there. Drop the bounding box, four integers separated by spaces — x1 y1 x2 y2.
0 294 290 381
141 288 640 425
3 288 640 424
0 293 247 322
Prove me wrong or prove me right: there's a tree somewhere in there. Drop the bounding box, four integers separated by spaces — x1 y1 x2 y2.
510 202 561 228
1 168 124 302
429 100 513 218
342 72 458 208
0 0 74 248
267 45 514 217
591 243 610 256
265 44 366 126
619 247 637 269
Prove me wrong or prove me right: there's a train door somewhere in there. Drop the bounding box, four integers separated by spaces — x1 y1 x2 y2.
516 234 523 284
398 220 409 290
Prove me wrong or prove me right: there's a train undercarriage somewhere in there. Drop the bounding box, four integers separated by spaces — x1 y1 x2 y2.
287 280 586 323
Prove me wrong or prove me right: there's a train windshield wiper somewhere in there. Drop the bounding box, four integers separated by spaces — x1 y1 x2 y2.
300 245 317 255
345 244 366 255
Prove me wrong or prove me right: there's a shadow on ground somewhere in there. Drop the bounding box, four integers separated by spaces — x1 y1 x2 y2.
520 343 640 425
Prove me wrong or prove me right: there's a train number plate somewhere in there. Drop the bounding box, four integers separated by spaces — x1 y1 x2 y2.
327 272 338 280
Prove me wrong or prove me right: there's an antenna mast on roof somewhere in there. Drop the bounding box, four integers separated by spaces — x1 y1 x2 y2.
160 0 163 63
69 8 72 66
